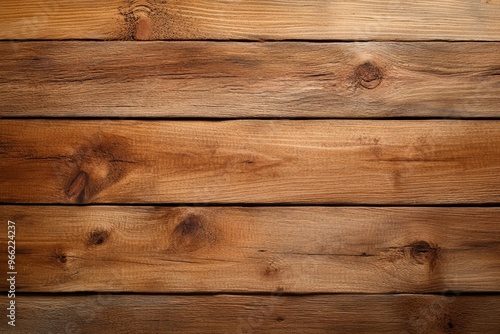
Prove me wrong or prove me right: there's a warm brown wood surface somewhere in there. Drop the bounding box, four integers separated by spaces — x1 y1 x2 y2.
1 206 499 293
1 120 500 204
0 294 498 333
1 0 500 41
2 2 499 332
1 42 499 118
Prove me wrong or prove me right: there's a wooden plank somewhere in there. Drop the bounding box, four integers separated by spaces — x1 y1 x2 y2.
1 206 499 293
2 294 499 333
1 1 499 41
1 42 499 118
1 120 500 204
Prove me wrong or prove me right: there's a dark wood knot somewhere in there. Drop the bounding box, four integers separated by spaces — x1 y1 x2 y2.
171 214 215 252
355 62 383 89
55 254 67 263
87 229 110 246
408 241 439 266
175 215 204 236
66 171 89 204
65 134 134 204
52 250 68 266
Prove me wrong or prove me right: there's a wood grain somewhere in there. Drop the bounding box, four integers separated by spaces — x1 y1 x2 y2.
1 0 500 41
1 120 500 204
1 42 499 118
1 206 499 293
2 294 499 333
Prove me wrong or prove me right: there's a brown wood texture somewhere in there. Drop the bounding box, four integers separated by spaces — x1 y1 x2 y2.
1 42 499 118
1 120 500 204
1 294 499 333
2 1 499 333
1 206 499 293
1 1 500 41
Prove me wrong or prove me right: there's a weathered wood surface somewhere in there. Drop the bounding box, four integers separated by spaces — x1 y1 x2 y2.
1 1 500 41
1 206 499 293
2 1 499 333
1 42 499 118
1 120 500 204
1 294 499 333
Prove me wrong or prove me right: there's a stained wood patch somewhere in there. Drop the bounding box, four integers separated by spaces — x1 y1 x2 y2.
1 120 500 204
0 1 499 41
1 42 499 118
1 206 499 293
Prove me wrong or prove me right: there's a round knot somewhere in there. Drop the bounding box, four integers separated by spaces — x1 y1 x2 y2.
355 62 383 89
170 214 216 253
87 229 110 246
408 241 439 266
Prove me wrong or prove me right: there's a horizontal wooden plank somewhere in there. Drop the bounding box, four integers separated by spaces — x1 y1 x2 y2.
1 294 499 333
1 120 500 204
1 42 499 118
1 1 500 41
1 206 499 293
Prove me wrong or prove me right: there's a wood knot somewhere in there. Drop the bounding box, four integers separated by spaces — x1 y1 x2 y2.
119 2 160 40
176 215 204 236
65 134 134 204
52 250 68 266
262 260 281 279
407 241 440 266
66 171 89 203
87 229 110 246
171 214 215 252
355 62 383 89
134 11 152 40
55 254 67 263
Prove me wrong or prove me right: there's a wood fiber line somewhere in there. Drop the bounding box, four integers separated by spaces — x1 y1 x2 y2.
2 295 500 333
1 42 499 118
1 120 500 204
1 206 499 293
0 0 499 41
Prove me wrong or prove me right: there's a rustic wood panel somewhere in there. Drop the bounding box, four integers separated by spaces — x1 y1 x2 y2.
1 1 500 41
1 42 499 118
2 294 499 333
1 120 500 204
1 206 499 293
